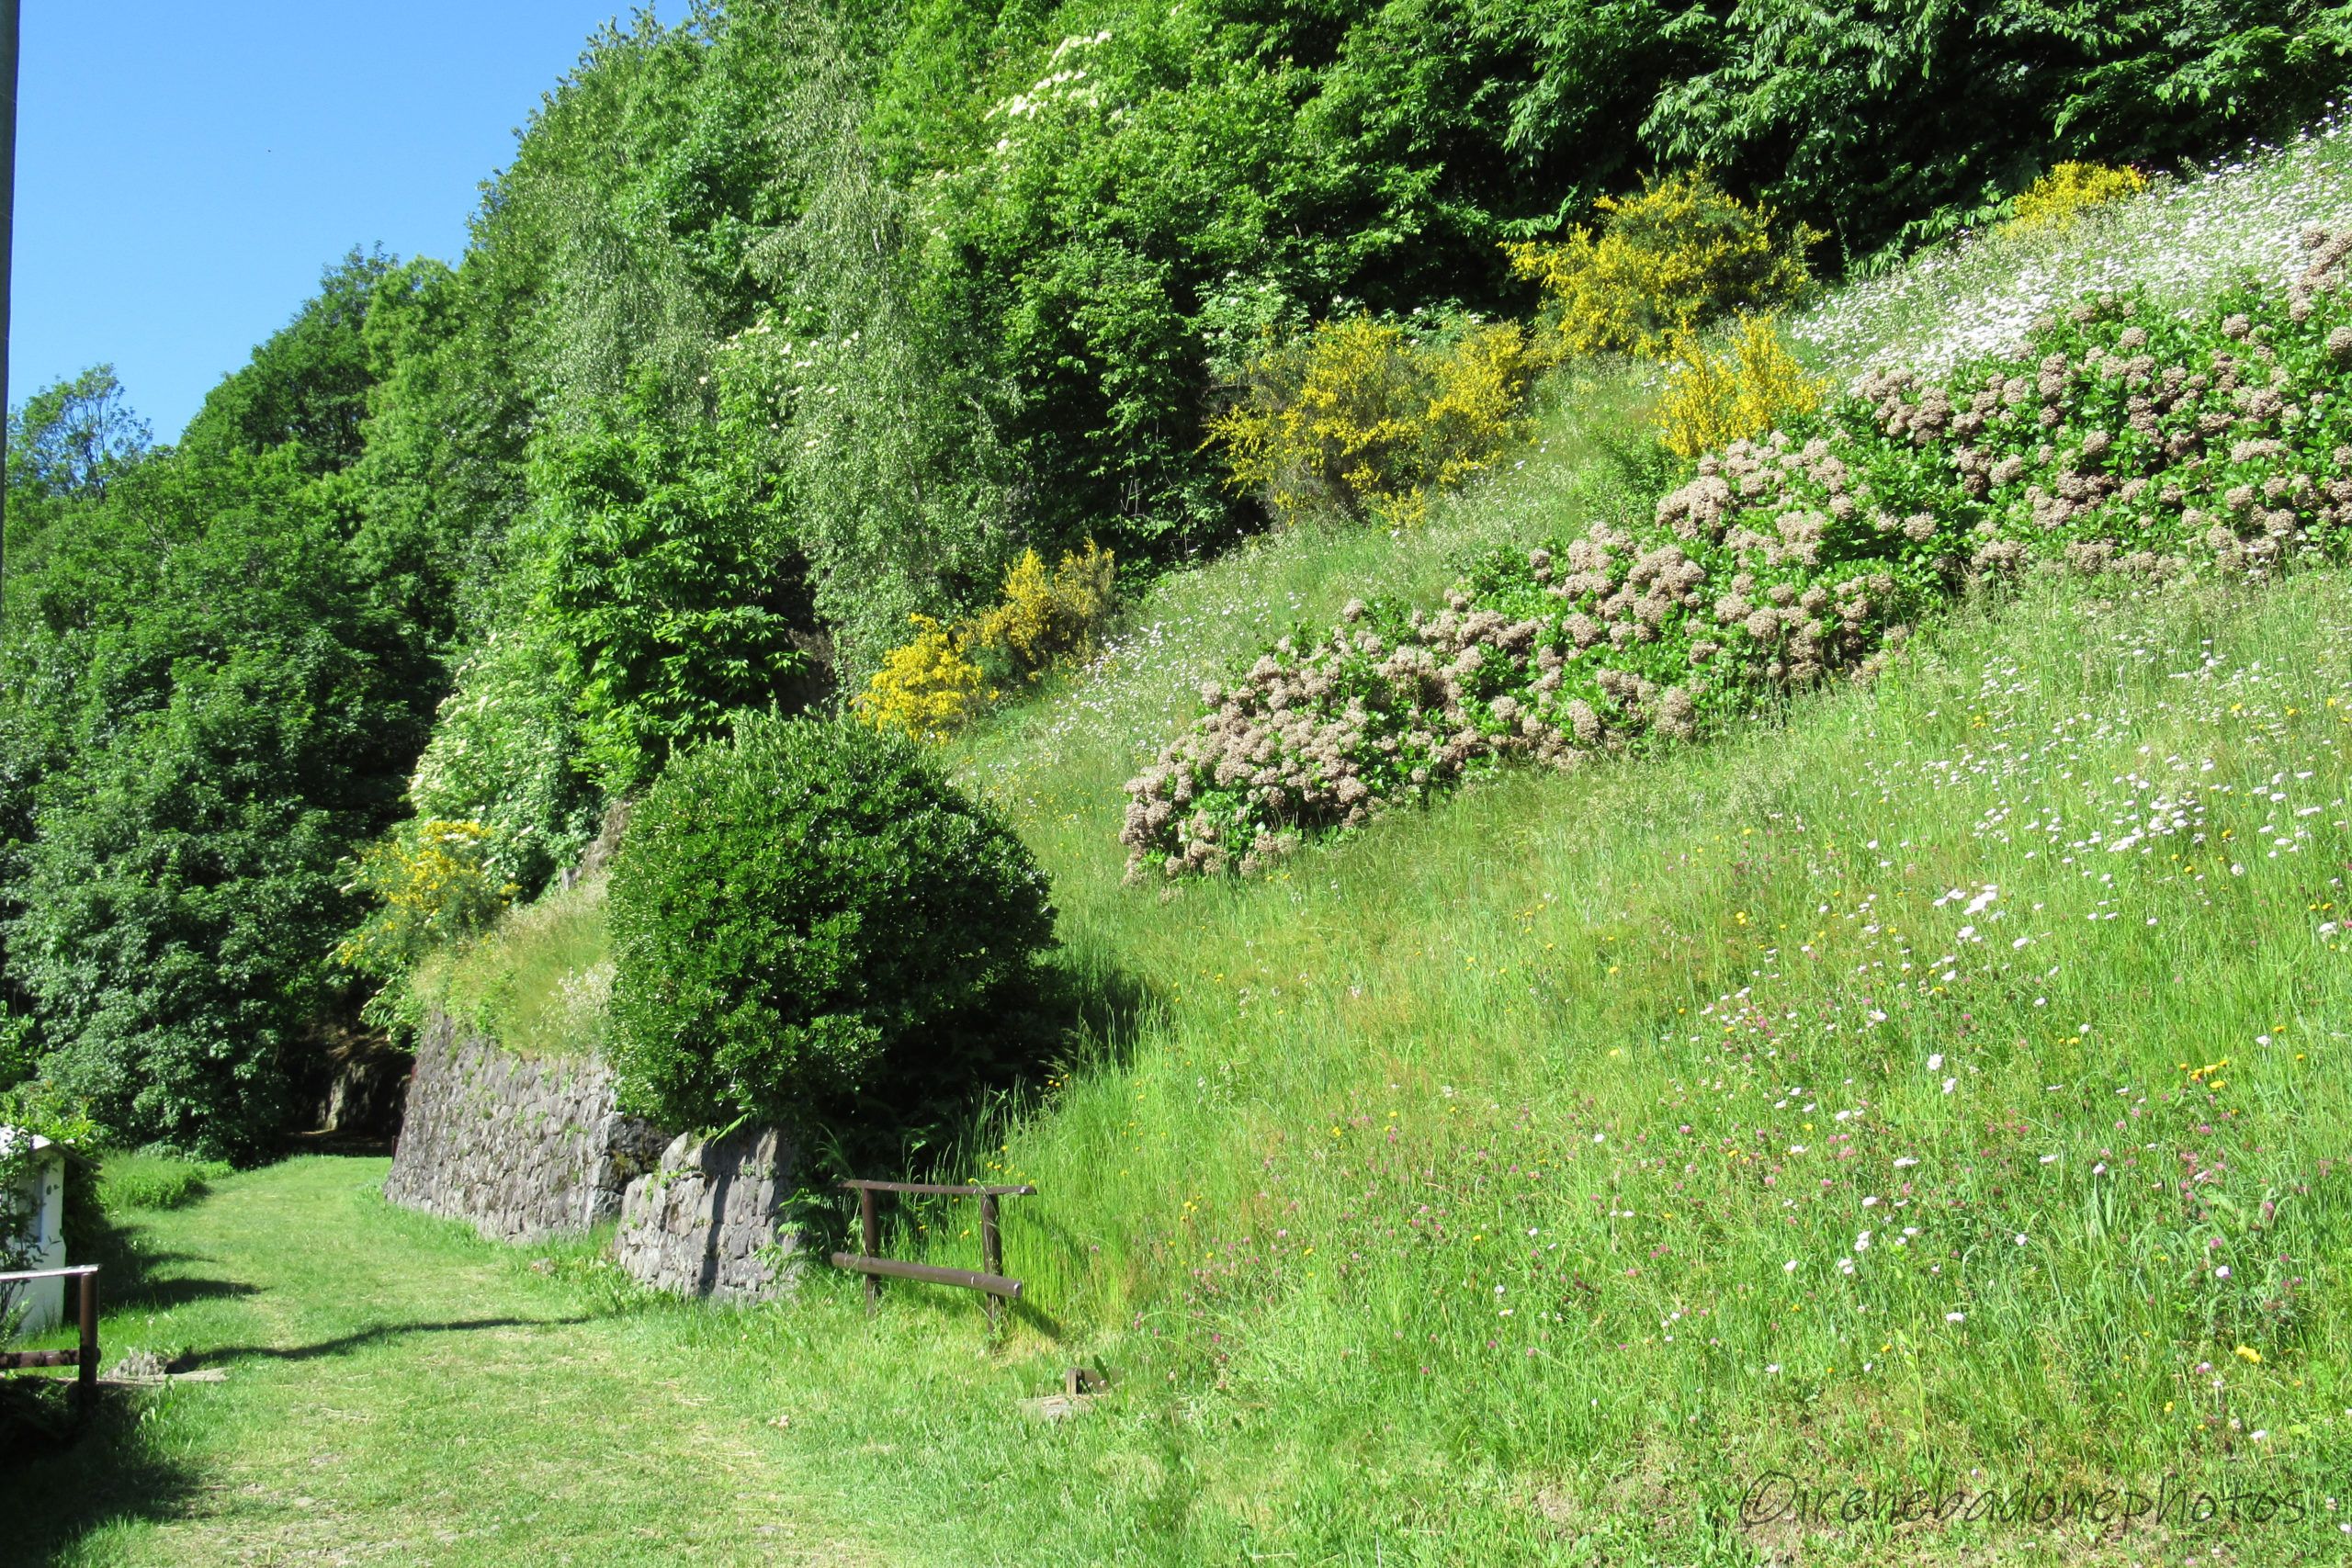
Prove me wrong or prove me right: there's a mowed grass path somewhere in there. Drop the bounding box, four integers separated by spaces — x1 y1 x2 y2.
6 1157 888 1567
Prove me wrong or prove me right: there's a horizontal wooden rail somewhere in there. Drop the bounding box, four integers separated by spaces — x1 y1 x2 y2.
0 1263 98 1285
827 1252 1023 1300
1 1263 98 1413
834 1179 1035 1331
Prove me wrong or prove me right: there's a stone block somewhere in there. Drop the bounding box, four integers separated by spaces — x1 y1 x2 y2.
615 1126 800 1303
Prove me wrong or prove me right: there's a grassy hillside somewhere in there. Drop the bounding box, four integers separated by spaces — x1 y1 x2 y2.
920 558 2352 1551
368 133 2352 1562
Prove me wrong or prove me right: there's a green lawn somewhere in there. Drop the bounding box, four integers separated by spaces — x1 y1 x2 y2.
5 1157 892 1566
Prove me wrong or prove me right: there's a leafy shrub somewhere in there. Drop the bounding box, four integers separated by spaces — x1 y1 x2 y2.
96 1151 229 1213
855 543 1120 740
0 1086 96 1309
1124 228 2352 879
0 1014 35 1100
607 714 1056 1134
9 468 433 1164
1505 172 1819 361
1206 316 1537 525
967 542 1120 682
335 819 512 977
1656 315 1827 458
2002 161 2152 237
853 615 998 743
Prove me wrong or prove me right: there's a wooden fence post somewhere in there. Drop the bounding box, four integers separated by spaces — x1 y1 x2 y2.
74 1268 96 1414
980 1193 1001 1334
860 1186 879 1316
829 1180 1033 1337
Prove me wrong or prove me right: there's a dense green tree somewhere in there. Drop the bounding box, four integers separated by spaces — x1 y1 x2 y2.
181 250 403 476
529 371 812 793
0 367 156 1091
6 453 430 1158
1645 0 2352 263
0 262 463 1156
6 366 151 506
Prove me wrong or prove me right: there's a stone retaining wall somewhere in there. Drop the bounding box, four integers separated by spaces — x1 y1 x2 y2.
383 1013 668 1242
615 1127 801 1302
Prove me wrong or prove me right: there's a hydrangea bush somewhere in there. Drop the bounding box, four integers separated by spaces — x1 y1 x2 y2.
1122 228 2352 881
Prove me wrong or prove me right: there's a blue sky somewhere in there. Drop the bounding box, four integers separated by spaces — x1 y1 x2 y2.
12 2 674 440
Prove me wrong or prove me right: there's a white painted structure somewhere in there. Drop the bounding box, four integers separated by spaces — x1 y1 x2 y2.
1 1129 66 1337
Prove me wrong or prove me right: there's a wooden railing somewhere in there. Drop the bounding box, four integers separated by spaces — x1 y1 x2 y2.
830 1179 1035 1330
0 1263 98 1409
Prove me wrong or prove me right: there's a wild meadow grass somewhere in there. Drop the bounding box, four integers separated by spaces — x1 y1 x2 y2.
894 567 2352 1561
351 132 2352 1562
418 873 613 1060
1793 112 2352 382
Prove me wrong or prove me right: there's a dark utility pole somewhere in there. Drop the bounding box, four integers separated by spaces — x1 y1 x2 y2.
0 0 17 627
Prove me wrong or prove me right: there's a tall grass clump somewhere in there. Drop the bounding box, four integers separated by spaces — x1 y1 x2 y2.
96 1151 229 1213
414 874 614 1061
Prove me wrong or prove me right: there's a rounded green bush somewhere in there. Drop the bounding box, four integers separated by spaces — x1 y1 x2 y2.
606 714 1056 1133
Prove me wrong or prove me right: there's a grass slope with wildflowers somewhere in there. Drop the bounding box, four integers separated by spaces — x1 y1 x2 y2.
281 120 2352 1563
1117 216 2352 881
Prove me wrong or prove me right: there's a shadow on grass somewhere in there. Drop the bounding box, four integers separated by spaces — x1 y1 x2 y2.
90 1252 261 1316
1007 1297 1071 1343
187 1314 591 1369
0 1378 206 1566
62 1201 261 1319
791 952 1159 1259
2 1305 593 1562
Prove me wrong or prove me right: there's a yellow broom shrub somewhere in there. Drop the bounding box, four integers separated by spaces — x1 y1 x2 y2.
335 818 513 975
2001 161 2149 238
856 541 1119 741
1656 313 1826 458
853 615 996 743
1207 316 1535 525
968 540 1118 680
1504 170 1818 362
